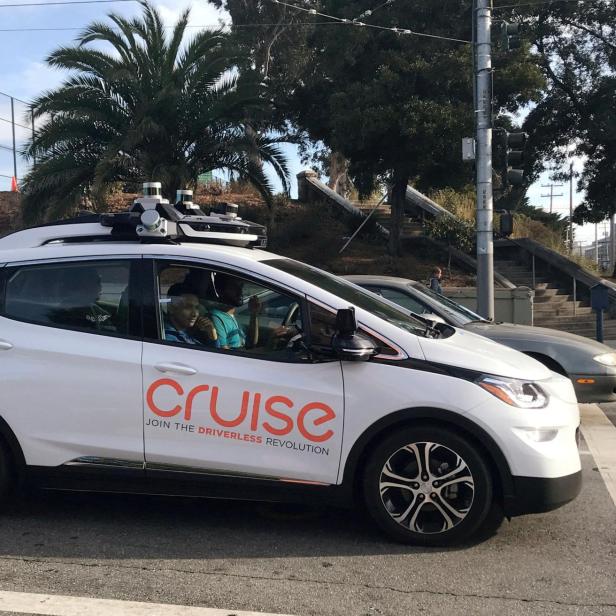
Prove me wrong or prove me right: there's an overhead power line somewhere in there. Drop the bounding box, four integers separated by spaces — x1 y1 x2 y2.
0 0 134 8
0 21 352 32
0 0 470 44
0 116 31 130
267 0 471 44
0 90 29 105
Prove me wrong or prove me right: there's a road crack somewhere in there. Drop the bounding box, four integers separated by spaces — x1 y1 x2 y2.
0 555 614 609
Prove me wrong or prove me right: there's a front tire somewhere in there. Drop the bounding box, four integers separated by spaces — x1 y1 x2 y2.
0 440 12 504
362 425 494 546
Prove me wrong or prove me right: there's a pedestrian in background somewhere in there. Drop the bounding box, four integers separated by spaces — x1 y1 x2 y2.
428 266 443 294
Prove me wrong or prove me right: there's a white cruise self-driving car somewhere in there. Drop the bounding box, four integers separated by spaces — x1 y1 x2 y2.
0 185 581 545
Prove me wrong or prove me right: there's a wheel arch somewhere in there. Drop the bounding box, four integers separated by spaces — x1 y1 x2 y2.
523 352 568 377
341 407 514 502
0 415 26 479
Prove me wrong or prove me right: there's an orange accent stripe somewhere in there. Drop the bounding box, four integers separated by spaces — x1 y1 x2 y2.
479 382 514 405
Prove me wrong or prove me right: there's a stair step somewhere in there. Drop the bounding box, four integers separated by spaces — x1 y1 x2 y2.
506 277 552 286
494 259 521 266
494 263 531 271
533 306 593 322
536 318 614 327
535 322 616 331
533 294 570 304
495 270 535 278
533 287 565 298
534 307 592 316
535 313 600 323
533 282 561 291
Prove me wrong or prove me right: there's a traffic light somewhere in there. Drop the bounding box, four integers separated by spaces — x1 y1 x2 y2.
499 210 514 237
505 132 528 186
493 129 528 187
500 22 522 51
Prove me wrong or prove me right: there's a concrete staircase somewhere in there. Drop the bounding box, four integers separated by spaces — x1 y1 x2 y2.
354 201 423 238
494 257 616 339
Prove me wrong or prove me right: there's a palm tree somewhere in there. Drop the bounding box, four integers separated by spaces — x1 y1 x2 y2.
22 1 289 223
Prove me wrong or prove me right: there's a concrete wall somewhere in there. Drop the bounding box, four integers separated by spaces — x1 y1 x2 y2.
444 286 534 325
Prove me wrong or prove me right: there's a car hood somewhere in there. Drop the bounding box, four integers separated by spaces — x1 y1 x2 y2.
418 327 552 381
466 321 614 353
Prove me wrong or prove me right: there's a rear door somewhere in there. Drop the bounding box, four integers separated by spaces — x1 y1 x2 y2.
0 257 145 471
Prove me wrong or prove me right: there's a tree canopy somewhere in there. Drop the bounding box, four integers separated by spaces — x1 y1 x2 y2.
219 1 544 253
216 1 616 242
515 0 616 223
22 1 289 223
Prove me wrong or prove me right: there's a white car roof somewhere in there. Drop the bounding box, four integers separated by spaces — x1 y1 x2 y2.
0 239 275 265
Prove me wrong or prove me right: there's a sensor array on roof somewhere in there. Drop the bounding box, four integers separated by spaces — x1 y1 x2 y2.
0 183 267 250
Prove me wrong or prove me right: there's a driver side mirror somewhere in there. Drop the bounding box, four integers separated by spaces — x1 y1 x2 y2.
332 307 378 362
425 313 446 325
336 307 358 335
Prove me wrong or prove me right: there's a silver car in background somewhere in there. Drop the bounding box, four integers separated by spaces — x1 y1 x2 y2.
345 275 616 403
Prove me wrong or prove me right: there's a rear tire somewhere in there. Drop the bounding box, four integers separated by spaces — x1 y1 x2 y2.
362 425 494 546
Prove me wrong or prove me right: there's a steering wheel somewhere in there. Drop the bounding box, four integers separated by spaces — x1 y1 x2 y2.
266 302 302 351
282 301 300 327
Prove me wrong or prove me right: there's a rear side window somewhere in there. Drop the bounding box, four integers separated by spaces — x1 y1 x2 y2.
0 260 132 336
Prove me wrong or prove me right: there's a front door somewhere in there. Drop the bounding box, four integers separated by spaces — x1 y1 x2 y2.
141 261 345 484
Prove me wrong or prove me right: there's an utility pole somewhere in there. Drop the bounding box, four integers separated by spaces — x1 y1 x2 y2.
540 183 563 214
569 162 574 252
474 0 494 320
611 214 616 275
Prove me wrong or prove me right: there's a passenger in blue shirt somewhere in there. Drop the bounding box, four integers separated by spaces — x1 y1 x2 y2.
210 274 260 349
164 283 216 346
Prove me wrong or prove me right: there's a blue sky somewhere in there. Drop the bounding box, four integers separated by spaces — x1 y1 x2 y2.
0 0 594 244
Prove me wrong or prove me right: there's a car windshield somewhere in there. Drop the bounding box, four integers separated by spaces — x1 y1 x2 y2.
264 258 430 337
411 282 487 324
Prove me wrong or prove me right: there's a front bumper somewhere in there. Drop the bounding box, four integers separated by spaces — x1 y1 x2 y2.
503 470 582 517
572 374 616 403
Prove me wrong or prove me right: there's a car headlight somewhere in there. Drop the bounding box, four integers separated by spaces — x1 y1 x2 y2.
593 352 616 367
477 375 549 409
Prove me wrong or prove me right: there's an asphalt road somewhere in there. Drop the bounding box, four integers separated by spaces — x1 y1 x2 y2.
0 430 614 616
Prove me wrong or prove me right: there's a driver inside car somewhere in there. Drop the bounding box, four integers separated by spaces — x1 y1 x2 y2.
209 274 260 350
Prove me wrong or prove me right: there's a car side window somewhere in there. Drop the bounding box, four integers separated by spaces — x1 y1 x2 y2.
368 286 430 315
0 260 132 336
154 262 307 361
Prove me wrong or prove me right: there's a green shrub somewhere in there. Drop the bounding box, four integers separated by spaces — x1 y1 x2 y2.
424 214 476 255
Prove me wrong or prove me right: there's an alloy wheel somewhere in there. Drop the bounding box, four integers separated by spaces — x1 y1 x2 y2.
379 441 475 535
